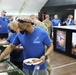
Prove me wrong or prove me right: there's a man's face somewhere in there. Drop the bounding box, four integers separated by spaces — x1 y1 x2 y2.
18 22 31 34
54 15 58 19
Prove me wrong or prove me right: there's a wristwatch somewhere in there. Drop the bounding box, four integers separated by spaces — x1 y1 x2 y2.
44 54 47 60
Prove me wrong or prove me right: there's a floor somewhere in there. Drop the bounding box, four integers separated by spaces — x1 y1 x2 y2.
50 51 76 75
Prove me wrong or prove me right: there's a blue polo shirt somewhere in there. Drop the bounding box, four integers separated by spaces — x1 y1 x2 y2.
12 27 52 70
52 18 61 32
52 18 61 26
65 19 74 26
0 16 10 33
7 33 24 62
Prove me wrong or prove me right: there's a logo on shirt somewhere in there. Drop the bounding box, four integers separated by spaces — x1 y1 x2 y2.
33 36 40 43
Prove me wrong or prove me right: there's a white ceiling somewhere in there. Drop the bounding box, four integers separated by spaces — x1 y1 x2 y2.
0 0 48 16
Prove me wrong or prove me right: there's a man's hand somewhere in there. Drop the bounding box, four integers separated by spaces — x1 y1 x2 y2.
15 46 24 50
40 55 46 64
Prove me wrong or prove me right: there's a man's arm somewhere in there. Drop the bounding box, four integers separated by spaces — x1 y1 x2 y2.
0 44 16 61
0 40 9 45
40 44 53 64
44 44 53 57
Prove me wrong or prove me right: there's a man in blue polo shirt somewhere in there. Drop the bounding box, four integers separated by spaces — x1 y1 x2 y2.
51 14 61 38
0 10 10 39
52 14 61 27
0 17 53 75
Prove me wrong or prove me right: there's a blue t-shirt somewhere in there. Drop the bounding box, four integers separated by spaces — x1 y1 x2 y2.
7 33 24 62
12 27 52 70
65 19 74 26
0 16 10 33
52 18 61 32
52 18 61 26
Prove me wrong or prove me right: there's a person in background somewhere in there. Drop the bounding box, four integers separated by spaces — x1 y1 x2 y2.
65 15 74 26
0 21 24 70
30 14 48 32
9 15 14 22
52 14 61 27
30 15 52 75
8 15 14 33
0 17 53 75
43 15 53 75
51 15 61 38
0 10 10 40
43 15 53 37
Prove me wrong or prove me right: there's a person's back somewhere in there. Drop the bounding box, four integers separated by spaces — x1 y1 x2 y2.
36 21 48 32
43 15 53 36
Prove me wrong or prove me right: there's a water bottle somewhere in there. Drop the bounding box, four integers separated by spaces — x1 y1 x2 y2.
32 65 40 75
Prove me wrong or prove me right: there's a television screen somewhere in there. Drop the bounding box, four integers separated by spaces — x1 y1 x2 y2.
72 32 76 55
56 30 66 52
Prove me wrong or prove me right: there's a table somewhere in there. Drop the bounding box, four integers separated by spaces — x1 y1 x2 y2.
53 26 76 59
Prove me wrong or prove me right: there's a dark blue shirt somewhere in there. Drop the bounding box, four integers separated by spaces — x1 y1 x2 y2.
7 33 24 62
52 18 61 26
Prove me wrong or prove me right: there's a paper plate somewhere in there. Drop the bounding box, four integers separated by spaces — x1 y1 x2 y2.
23 58 42 65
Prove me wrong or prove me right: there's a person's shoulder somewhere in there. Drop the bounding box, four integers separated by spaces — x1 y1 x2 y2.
35 26 48 34
4 17 10 21
16 32 21 35
65 19 69 22
52 19 55 21
10 33 16 36
38 21 45 25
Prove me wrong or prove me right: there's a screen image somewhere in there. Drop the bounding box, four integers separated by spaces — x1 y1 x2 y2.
72 32 76 55
56 30 66 52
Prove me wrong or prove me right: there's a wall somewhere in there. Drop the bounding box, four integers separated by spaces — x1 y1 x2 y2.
40 0 76 22
45 0 76 7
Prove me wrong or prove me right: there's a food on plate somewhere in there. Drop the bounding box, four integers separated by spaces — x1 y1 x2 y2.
25 61 31 64
23 58 42 65
32 59 41 63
